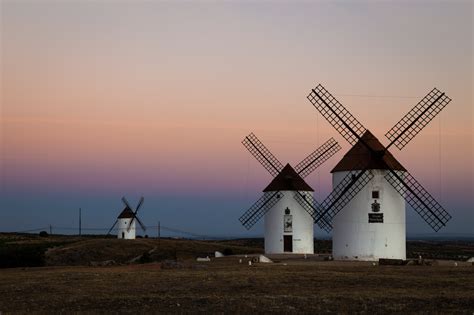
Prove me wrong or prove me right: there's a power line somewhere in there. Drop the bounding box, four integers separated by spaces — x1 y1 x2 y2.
8 224 222 239
335 94 421 99
7 225 474 239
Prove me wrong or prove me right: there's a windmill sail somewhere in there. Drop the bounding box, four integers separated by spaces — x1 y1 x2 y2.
240 133 340 233
127 197 146 232
385 170 452 231
239 191 284 230
242 133 284 177
306 83 452 232
293 191 332 233
107 220 118 235
385 88 451 150
307 84 366 145
317 167 374 225
295 137 341 178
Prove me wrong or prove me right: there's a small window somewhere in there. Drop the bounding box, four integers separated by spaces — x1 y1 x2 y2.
372 191 380 199
285 207 291 215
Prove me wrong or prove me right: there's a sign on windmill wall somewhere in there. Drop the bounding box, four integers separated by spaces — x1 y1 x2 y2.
368 213 384 223
369 200 383 223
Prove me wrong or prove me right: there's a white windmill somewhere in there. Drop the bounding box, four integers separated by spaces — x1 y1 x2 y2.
306 84 453 261
239 133 341 254
108 197 146 239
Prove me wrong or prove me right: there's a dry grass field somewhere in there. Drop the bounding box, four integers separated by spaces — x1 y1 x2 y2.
0 233 473 313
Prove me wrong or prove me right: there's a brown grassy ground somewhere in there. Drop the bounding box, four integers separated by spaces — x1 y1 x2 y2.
0 234 473 313
1 256 473 313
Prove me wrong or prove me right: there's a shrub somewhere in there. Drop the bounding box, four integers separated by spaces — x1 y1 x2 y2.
39 231 49 237
0 245 45 268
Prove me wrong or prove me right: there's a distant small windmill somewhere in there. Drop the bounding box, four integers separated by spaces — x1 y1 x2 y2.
306 84 452 260
239 133 341 254
108 196 146 239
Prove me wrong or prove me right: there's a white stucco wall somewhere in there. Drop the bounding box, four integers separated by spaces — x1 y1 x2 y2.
264 190 314 254
117 218 136 239
332 170 406 261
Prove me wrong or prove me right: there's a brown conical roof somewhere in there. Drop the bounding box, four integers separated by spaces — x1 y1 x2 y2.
331 130 406 173
117 206 134 219
263 163 314 192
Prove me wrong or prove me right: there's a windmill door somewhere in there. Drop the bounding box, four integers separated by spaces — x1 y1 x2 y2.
283 235 293 252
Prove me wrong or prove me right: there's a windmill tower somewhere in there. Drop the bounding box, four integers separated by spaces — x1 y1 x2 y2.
306 84 452 261
108 197 147 239
239 133 341 254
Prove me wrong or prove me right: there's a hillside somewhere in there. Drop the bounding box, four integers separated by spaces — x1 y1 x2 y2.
0 233 263 267
45 238 263 266
1 233 473 268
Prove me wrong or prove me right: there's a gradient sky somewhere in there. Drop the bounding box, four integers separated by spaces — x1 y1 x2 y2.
1 0 473 237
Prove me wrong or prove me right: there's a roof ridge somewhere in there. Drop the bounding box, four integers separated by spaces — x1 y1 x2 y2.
263 163 314 192
331 130 406 173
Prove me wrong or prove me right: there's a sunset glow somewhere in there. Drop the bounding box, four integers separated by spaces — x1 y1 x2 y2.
1 1 472 236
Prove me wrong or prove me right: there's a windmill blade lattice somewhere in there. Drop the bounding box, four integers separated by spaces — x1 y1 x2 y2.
135 216 147 232
318 167 374 224
306 83 453 232
242 133 284 177
385 170 452 231
127 217 136 232
135 196 144 212
307 84 366 145
107 220 118 235
121 197 132 209
239 191 284 230
293 192 332 232
123 196 146 233
385 88 451 150
295 137 342 178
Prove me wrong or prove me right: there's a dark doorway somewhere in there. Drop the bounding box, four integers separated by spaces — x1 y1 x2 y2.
283 235 293 252
121 232 125 239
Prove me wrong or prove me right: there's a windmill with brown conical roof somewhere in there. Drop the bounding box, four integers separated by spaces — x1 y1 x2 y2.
239 133 341 254
307 84 453 261
107 197 146 239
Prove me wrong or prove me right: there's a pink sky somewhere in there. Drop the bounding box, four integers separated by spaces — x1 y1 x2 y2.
1 1 472 234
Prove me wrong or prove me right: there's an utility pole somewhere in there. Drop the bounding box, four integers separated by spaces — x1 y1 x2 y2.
79 208 82 236
49 224 52 235
158 221 161 245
